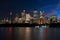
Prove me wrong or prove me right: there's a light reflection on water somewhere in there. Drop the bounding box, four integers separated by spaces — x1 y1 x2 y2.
25 27 31 40
0 27 60 40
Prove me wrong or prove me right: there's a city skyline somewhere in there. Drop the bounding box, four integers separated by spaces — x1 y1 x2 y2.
0 10 58 19
0 10 58 24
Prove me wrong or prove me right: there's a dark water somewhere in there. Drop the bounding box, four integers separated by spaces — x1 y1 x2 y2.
0 27 60 40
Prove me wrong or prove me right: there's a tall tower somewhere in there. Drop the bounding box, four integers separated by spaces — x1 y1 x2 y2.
33 10 38 17
9 12 12 24
40 11 44 18
38 11 45 24
33 10 38 23
25 12 32 23
21 10 26 23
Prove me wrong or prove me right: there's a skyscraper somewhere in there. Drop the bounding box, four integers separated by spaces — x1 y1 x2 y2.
51 15 57 23
21 10 26 23
45 16 50 24
33 10 38 23
9 12 12 24
38 11 45 24
25 12 32 23
13 13 19 23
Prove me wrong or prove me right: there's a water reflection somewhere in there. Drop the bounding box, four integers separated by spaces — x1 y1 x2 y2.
5 27 13 40
0 27 5 32
44 28 49 40
0 27 5 40
39 27 45 40
0 27 60 40
25 27 31 40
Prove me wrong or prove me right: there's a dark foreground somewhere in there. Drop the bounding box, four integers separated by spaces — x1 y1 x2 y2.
0 23 60 27
0 27 60 40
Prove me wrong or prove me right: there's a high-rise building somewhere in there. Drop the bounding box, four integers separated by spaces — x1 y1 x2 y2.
25 12 32 23
40 11 44 18
33 10 38 23
51 15 57 23
38 11 45 24
13 13 19 23
45 16 50 24
18 18 22 23
9 12 12 24
21 10 26 23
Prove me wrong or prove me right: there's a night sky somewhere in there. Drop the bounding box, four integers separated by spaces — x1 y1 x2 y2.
0 0 60 19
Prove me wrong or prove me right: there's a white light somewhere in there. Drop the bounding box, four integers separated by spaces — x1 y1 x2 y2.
35 26 39 28
19 18 22 20
41 25 46 28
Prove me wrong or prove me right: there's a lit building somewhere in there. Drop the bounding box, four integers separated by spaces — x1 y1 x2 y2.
33 10 38 23
51 15 57 23
9 12 12 24
3 16 9 24
9 19 12 24
14 13 19 23
21 10 26 23
25 12 32 23
57 18 60 23
18 18 22 23
45 16 50 24
38 11 45 24
57 18 59 23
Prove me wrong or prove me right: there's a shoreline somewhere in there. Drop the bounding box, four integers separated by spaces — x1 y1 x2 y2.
0 23 60 27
